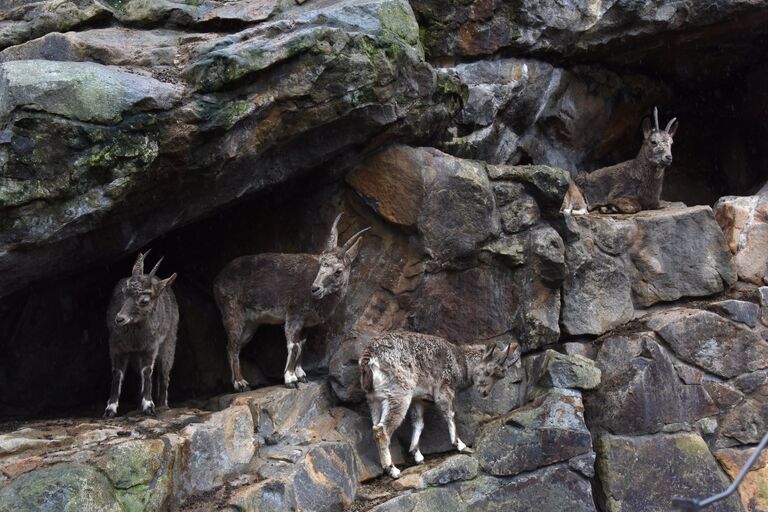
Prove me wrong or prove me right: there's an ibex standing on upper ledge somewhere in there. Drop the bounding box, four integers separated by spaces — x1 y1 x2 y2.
214 214 369 390
360 331 518 478
562 107 679 214
105 251 178 417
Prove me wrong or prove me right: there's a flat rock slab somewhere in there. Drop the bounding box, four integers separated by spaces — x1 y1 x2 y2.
647 308 768 378
585 332 717 435
475 388 593 476
707 299 760 328
562 205 737 336
370 465 596 512
529 349 601 390
596 432 742 512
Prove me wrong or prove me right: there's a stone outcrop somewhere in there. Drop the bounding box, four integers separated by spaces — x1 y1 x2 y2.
716 189 768 286
561 206 737 335
0 0 457 297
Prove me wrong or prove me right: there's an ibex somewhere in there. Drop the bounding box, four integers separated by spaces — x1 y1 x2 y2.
562 107 679 214
360 331 518 478
105 251 178 417
214 213 369 390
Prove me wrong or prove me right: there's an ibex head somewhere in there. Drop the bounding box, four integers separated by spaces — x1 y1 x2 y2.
472 341 519 398
311 213 370 299
114 251 177 326
641 106 679 167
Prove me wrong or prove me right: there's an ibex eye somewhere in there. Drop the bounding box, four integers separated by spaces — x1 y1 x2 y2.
335 269 342 275
139 296 151 305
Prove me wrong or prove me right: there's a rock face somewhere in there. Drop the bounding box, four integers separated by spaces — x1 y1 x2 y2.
716 191 768 285
2 0 768 510
596 433 742 512
561 206 737 335
0 0 455 297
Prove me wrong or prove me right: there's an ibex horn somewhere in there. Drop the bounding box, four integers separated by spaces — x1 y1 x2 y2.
132 249 151 276
340 227 371 254
665 117 677 133
149 256 164 278
326 213 343 252
653 107 660 131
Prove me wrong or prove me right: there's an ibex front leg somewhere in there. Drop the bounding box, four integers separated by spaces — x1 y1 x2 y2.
138 351 158 415
104 353 128 418
436 389 472 453
283 316 304 388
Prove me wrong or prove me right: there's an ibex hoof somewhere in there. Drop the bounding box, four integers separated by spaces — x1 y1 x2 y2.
386 466 401 479
141 399 156 416
285 381 299 389
233 380 250 392
298 375 308 383
103 409 117 418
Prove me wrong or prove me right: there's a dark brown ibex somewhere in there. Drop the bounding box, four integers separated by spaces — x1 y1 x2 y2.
562 107 679 214
360 331 518 478
105 251 178 417
214 214 369 390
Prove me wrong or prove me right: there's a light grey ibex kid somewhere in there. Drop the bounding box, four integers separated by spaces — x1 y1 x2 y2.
105 251 178 417
360 331 518 478
214 213 369 390
562 107 679 214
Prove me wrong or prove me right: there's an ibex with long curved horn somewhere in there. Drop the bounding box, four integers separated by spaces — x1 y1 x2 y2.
214 213 369 389
561 107 679 214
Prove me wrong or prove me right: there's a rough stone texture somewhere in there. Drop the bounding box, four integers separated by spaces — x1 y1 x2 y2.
439 58 668 172
716 192 768 285
708 299 761 328
647 309 768 379
412 0 768 61
421 454 478 486
529 350 601 390
596 433 742 512
348 144 500 262
175 404 255 497
562 206 737 335
585 332 717 435
0 0 454 298
475 389 592 477
715 447 768 512
0 463 123 512
229 442 359 512
369 466 596 512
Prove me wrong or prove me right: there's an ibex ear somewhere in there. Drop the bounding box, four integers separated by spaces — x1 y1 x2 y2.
343 237 363 264
132 250 150 276
499 341 519 365
482 342 497 361
666 118 678 137
642 117 653 139
156 273 177 293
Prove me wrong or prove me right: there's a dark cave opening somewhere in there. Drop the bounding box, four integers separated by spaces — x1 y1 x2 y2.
0 171 351 420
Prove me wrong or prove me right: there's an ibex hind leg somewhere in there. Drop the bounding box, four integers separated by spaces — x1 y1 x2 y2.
374 394 412 479
283 317 304 388
222 311 255 392
409 401 426 464
156 334 177 408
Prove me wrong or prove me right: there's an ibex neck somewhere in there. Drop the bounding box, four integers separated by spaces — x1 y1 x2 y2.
458 344 484 389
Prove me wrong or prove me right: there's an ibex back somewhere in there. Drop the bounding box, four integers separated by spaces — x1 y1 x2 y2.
214 214 368 390
105 251 178 417
360 331 518 478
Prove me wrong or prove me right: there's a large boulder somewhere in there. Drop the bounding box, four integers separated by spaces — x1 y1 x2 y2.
595 432 742 512
411 0 768 61
439 57 667 171
715 190 768 285
646 309 768 379
562 206 737 336
0 0 452 297
475 389 593 477
369 465 596 512
585 332 717 435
